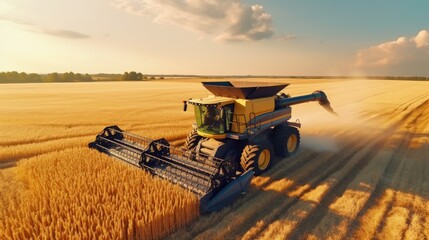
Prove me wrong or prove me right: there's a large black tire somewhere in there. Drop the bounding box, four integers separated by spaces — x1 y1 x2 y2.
184 128 202 151
240 140 274 176
272 125 300 157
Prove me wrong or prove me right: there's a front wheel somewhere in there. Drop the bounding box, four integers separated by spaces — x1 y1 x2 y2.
184 128 202 151
240 140 274 176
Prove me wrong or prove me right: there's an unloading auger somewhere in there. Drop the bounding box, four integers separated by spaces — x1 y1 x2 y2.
89 81 337 213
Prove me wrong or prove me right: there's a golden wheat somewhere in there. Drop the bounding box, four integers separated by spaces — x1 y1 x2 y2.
0 81 206 239
0 148 198 239
0 82 200 164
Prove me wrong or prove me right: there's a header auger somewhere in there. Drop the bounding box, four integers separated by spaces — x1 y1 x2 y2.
89 81 337 212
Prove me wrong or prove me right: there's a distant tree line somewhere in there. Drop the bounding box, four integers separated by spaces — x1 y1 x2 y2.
122 72 164 80
122 71 144 80
0 71 166 83
285 76 429 81
3 71 426 83
368 76 428 81
0 72 93 83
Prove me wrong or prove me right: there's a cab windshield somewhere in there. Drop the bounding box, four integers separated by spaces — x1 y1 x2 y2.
194 104 234 135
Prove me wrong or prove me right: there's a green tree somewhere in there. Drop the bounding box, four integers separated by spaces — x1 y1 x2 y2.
45 73 60 82
84 73 93 81
9 71 19 82
28 73 41 82
137 72 143 80
19 72 28 82
122 72 129 80
63 72 75 82
128 71 138 80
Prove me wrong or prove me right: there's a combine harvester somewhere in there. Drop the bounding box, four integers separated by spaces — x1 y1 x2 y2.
89 81 337 212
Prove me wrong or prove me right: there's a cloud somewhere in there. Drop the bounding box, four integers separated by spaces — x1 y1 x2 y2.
278 34 297 42
354 30 429 75
0 14 89 39
415 29 429 48
0 14 33 25
112 0 274 42
42 30 89 39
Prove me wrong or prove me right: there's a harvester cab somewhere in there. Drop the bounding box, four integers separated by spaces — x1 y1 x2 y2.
188 96 235 138
89 81 337 213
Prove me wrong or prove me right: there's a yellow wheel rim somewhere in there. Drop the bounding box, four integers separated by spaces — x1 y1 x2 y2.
287 134 298 152
258 149 271 170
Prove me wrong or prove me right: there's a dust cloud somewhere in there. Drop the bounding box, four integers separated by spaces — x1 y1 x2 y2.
301 134 340 153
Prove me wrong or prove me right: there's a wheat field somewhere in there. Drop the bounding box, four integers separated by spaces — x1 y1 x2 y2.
0 148 198 239
0 81 203 239
0 79 428 239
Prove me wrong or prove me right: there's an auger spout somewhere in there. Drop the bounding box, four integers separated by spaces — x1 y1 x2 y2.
275 90 338 116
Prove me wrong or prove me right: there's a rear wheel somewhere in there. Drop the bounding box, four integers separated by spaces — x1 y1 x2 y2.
240 140 274 176
272 126 300 157
184 128 202 151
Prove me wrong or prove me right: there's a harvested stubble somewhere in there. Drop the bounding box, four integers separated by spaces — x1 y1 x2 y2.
0 147 199 239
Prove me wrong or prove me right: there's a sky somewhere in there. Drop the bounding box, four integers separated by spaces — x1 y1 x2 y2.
0 0 428 76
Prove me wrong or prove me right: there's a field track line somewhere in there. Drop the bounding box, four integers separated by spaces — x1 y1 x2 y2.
168 131 357 239
375 99 429 240
241 102 410 238
239 148 368 239
0 123 188 147
254 129 389 239
374 144 418 238
189 132 373 239
253 98 429 239
346 97 429 239
170 152 321 239
296 98 429 239
0 132 99 147
171 125 396 238
0 146 78 169
327 82 421 110
391 91 429 113
0 135 187 171
357 88 429 121
0 136 92 163
300 118 424 239
0 160 16 169
289 145 391 239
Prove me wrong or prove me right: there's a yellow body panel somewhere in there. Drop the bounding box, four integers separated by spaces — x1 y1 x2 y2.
197 130 227 140
257 113 291 126
232 97 275 133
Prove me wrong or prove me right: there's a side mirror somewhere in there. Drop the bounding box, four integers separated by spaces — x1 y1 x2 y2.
183 101 187 111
